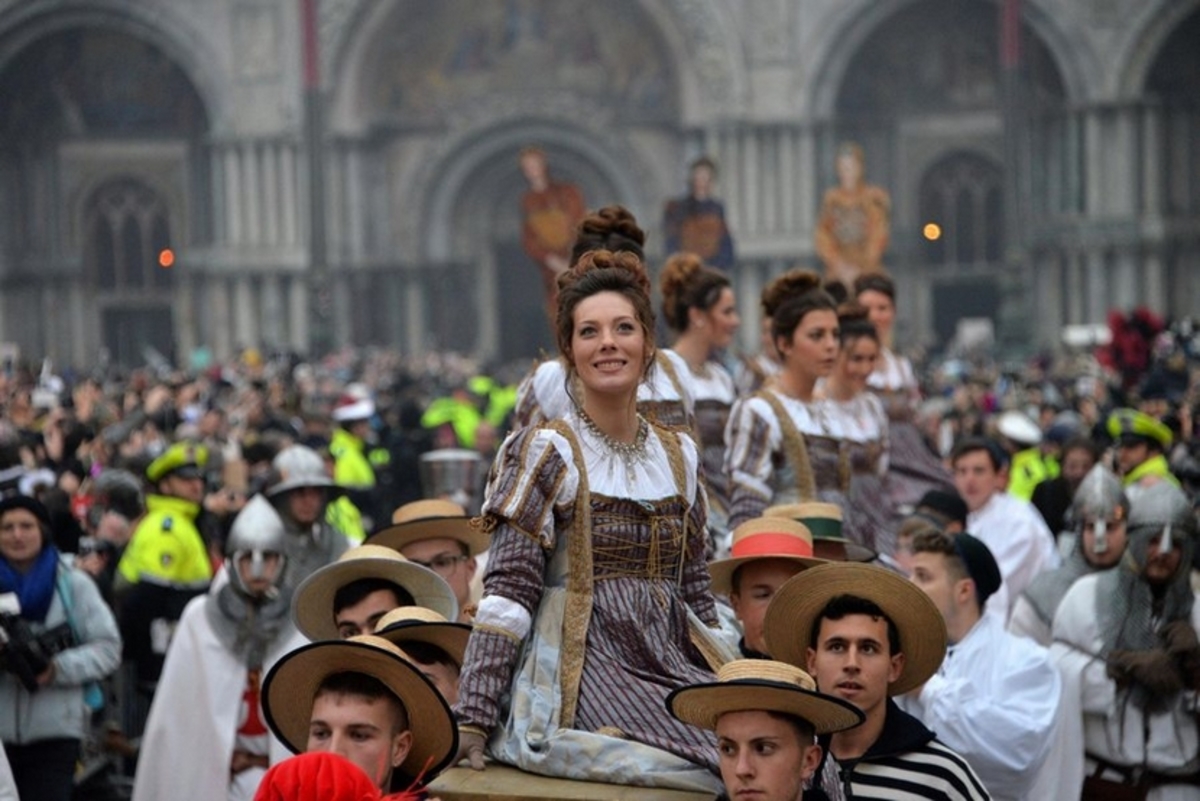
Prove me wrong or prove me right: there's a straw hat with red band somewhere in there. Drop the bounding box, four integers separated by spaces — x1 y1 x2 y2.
291 545 459 640
373 606 471 665
667 659 864 735
366 499 489 557
764 502 877 563
763 562 947 696
708 517 824 597
261 635 458 780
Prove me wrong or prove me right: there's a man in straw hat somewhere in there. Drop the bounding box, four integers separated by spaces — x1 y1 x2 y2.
666 659 863 801
1050 481 1199 799
764 503 876 563
764 563 988 799
374 606 470 705
708 516 824 659
367 499 489 622
261 634 458 795
292 545 458 641
902 530 1066 801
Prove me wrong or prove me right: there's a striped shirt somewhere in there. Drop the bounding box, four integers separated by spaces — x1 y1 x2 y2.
817 701 991 800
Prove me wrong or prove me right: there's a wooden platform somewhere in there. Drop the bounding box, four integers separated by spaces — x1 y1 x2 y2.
428 764 717 801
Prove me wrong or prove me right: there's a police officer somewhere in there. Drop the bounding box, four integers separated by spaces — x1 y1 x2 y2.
1106 408 1179 503
114 442 212 729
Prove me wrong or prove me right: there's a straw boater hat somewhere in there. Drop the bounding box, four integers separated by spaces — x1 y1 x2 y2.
764 502 876 563
708 517 824 597
366 499 489 557
261 635 458 779
667 659 864 735
762 562 947 696
374 606 471 665
292 545 458 640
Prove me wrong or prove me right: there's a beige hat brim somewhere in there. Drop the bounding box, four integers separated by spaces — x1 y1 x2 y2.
763 562 947 696
668 679 864 735
708 555 824 598
262 639 457 778
367 516 489 557
292 557 459 640
375 621 472 665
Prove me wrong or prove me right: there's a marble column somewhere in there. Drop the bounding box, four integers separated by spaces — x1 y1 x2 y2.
1065 250 1084 325
261 273 283 347
207 276 233 360
287 275 308 352
233 274 257 349
1085 249 1108 324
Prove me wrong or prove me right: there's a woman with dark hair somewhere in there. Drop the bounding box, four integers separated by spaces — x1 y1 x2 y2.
513 205 696 433
819 304 898 556
0 496 121 801
854 273 953 508
725 270 876 549
660 252 740 557
454 250 726 793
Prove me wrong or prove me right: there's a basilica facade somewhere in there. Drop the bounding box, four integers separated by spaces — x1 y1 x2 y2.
0 0 1196 367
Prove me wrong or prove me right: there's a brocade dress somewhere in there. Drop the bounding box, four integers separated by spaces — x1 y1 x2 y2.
454 412 727 792
827 391 899 557
673 355 737 558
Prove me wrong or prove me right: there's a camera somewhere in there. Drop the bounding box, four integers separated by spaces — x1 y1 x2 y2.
0 593 76 692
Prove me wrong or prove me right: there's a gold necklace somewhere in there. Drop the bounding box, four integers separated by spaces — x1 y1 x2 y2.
577 407 650 482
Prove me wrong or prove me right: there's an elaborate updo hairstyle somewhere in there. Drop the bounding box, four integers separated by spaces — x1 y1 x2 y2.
569 205 646 266
659 252 731 334
853 273 896 304
555 249 656 374
761 269 838 355
836 302 879 347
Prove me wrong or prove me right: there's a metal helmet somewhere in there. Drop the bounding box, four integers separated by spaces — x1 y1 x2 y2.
226 495 289 598
1070 464 1129 555
1126 481 1193 560
265 445 340 498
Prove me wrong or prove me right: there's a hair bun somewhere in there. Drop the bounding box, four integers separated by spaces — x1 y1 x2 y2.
561 248 651 295
761 269 822 317
659 252 704 297
571 205 647 266
837 301 871 327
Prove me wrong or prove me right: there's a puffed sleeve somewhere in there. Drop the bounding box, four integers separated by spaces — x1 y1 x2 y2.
454 426 576 733
724 396 779 529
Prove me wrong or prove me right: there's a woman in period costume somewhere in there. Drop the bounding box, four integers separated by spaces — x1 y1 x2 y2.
660 252 740 557
453 249 728 793
724 270 875 550
815 142 891 290
854 273 954 509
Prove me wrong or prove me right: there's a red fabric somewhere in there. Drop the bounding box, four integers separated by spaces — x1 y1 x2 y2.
733 531 815 559
253 752 382 801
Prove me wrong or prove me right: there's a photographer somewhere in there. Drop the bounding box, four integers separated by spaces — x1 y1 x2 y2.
0 494 121 801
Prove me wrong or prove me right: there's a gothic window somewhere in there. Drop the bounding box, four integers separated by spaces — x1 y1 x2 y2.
84 179 174 290
919 153 1004 267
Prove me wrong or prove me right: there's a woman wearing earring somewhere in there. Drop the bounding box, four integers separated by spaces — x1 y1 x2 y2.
819 304 898 557
660 253 740 557
854 273 953 509
725 270 877 550
453 249 727 793
513 206 695 433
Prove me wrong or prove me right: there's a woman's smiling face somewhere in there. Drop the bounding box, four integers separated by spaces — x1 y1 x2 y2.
569 291 649 398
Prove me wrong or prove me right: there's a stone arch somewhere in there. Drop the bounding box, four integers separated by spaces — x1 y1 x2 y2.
1116 0 1200 97
324 0 745 133
0 0 226 133
806 0 1093 119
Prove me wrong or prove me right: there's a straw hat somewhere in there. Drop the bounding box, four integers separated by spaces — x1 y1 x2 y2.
374 606 472 665
764 503 877 562
261 635 458 779
667 659 864 735
366 499 489 557
763 562 947 696
708 517 824 597
292 545 458 640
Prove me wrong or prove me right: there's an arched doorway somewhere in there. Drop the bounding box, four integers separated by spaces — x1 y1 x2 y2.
827 0 1068 348
0 25 208 366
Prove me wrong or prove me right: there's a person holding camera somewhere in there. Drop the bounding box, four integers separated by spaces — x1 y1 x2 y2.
0 494 122 801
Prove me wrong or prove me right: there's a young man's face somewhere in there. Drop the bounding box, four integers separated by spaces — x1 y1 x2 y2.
335 589 402 639
729 559 806 655
908 552 970 643
806 614 903 724
1081 518 1127 569
285 486 327 527
952 450 997 513
716 710 820 801
307 692 411 790
414 658 460 707
400 537 475 613
1115 441 1151 477
235 551 283 597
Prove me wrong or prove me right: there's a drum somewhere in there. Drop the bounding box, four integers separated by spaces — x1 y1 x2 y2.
419 449 485 514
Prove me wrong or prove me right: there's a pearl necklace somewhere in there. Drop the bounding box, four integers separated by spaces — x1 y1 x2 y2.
577 408 650 483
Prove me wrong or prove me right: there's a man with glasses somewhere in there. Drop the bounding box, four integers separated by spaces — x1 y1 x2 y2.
366 500 487 622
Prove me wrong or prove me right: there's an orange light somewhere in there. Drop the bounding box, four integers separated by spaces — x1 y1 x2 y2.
158 248 175 268
922 223 942 241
